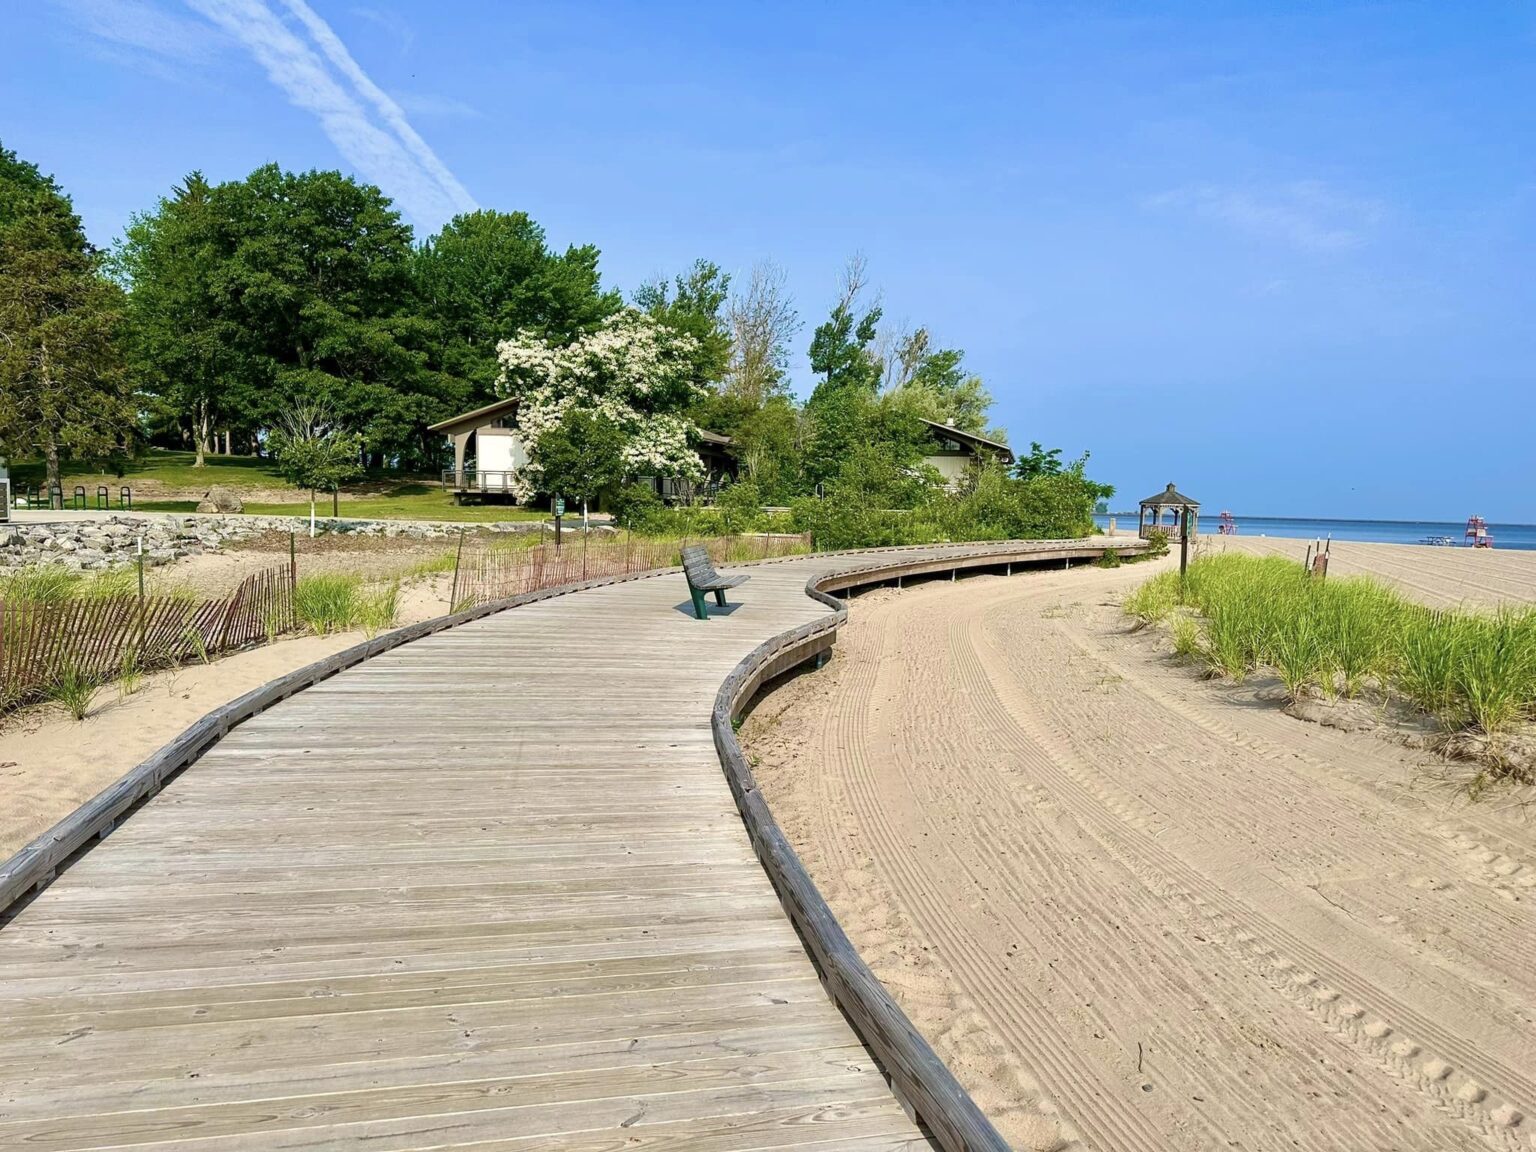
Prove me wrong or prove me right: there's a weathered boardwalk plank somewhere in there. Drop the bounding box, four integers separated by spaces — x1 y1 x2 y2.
0 543 1124 1150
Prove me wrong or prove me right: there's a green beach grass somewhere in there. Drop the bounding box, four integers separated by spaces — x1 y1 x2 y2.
1125 553 1536 761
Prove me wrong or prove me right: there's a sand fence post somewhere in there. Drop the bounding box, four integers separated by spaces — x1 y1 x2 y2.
449 528 466 612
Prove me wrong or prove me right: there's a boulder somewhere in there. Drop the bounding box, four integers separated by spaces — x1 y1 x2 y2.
196 486 244 514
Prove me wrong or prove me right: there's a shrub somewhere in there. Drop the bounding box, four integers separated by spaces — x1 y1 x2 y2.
1095 548 1121 569
1144 527 1170 557
609 482 664 529
716 478 764 535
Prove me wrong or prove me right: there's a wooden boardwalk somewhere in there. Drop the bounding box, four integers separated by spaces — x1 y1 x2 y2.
0 544 1118 1151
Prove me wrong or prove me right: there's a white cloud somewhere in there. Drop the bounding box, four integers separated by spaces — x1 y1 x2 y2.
274 0 476 215
180 0 476 229
396 92 482 120
348 5 414 53
62 0 476 230
55 0 225 67
1147 181 1386 253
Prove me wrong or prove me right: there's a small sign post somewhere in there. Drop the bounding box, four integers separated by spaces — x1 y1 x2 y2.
553 495 565 553
1180 506 1191 583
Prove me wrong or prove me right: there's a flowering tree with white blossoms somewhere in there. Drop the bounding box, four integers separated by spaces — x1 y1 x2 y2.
495 308 709 502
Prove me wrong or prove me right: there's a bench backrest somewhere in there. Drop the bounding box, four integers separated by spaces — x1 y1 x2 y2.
681 545 718 584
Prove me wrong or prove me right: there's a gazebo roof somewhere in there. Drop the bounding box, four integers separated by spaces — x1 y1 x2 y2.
1139 482 1199 508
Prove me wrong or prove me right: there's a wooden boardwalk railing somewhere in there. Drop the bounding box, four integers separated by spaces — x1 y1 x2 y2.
0 539 1141 1152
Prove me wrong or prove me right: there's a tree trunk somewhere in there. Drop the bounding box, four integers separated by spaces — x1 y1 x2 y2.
39 342 62 496
45 435 60 499
194 399 210 467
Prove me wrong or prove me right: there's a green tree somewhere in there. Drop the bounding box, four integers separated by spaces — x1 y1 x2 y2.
412 209 619 411
807 284 882 401
0 143 133 493
724 261 799 403
121 164 438 467
268 402 364 532
1013 442 1065 480
532 408 626 523
887 327 998 437
116 173 248 466
635 258 732 389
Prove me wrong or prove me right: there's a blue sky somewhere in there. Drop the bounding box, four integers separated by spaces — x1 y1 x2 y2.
7 2 1534 519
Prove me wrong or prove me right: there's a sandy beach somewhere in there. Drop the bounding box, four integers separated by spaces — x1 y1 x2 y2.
744 542 1536 1151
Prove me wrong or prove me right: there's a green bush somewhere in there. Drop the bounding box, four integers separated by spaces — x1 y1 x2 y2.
716 478 765 535
608 482 663 529
791 460 1101 551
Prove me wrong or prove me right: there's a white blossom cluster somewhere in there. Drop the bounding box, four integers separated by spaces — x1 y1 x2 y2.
495 309 708 500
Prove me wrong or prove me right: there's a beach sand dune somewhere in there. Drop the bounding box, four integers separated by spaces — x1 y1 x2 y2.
1207 534 1536 608
744 551 1536 1151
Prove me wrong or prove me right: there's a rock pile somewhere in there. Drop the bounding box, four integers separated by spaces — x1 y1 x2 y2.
0 513 577 571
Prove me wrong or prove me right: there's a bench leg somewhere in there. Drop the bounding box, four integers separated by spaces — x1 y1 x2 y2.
690 588 709 620
713 589 728 608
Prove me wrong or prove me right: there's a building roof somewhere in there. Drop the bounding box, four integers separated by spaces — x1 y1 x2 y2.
430 398 734 451
919 419 1015 463
1139 482 1200 507
427 397 519 436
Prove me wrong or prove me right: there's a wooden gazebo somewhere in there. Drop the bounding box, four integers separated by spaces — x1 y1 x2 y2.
1138 482 1199 540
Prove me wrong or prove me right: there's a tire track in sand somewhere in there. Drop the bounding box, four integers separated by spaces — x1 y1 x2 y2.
954 572 1532 1148
746 567 1534 1151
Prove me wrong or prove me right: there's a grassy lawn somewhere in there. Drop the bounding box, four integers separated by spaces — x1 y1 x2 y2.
9 449 289 491
10 449 551 523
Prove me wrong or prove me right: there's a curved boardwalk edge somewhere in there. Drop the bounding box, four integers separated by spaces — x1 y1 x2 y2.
713 543 1139 1152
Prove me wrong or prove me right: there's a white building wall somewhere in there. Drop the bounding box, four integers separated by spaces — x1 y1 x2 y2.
476 430 528 474
925 454 970 488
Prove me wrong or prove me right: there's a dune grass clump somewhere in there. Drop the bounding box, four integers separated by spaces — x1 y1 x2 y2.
1170 614 1201 660
357 580 400 639
47 663 98 720
0 566 83 604
1126 555 1536 754
294 573 359 635
1123 570 1180 628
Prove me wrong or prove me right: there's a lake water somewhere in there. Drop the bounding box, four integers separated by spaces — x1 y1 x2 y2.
1094 514 1536 551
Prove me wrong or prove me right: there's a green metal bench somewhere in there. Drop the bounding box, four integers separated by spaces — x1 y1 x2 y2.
681 545 748 620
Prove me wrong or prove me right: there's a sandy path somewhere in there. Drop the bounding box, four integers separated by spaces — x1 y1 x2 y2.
744 560 1536 1150
1207 535 1536 608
